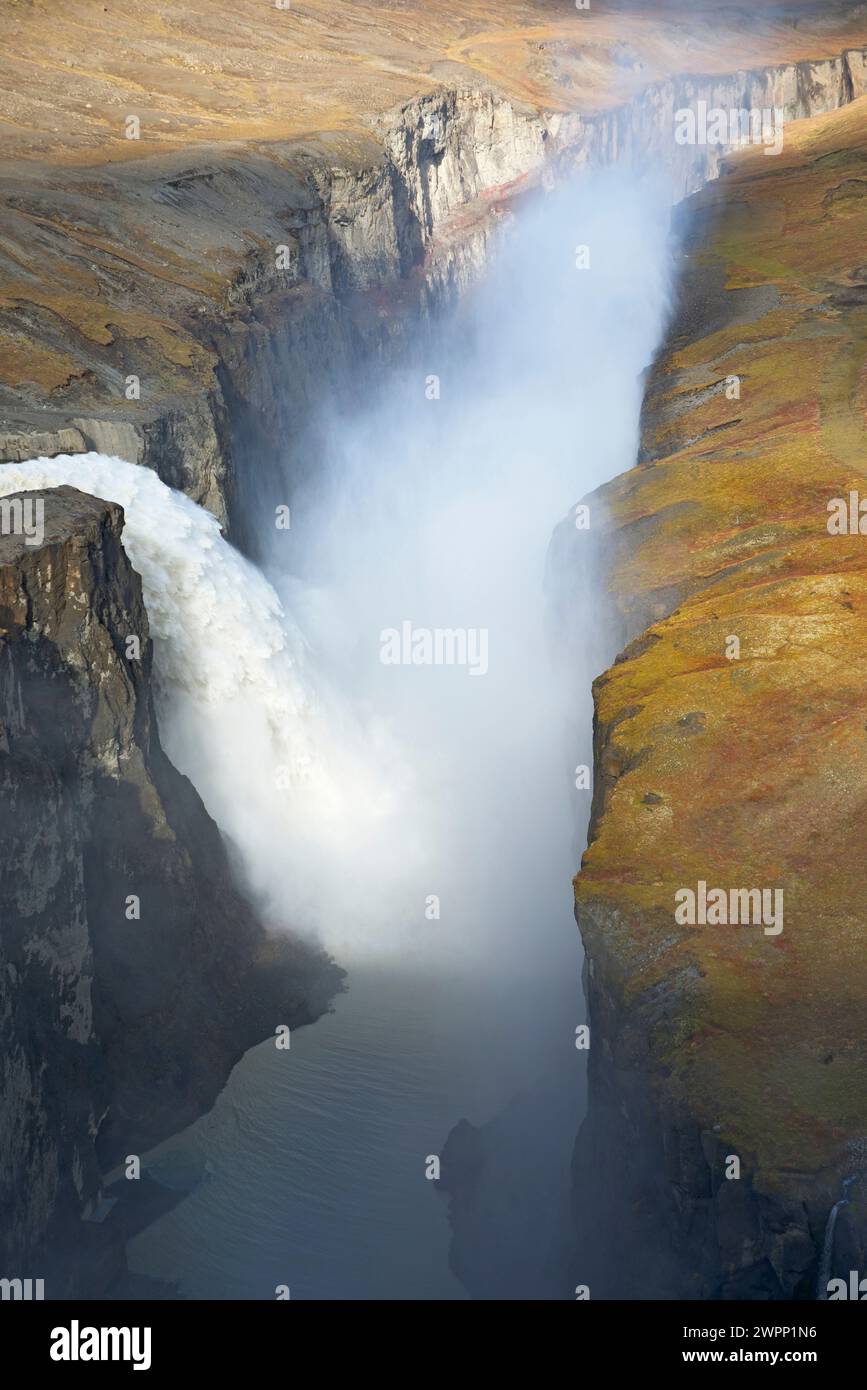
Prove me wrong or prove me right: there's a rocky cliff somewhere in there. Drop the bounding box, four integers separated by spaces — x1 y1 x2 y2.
5 0 867 1306
4 2 867 544
0 487 341 1296
570 92 867 1298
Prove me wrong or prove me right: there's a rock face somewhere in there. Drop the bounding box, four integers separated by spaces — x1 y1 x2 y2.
0 488 341 1296
3 1 867 540
570 93 867 1298
4 0 867 1307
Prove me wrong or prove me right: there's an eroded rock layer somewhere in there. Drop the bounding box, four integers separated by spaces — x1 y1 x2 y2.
572 94 867 1298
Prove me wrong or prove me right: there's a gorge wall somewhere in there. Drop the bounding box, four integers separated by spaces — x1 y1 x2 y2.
569 91 867 1298
0 488 341 1295
5 2 867 547
5 0 867 1301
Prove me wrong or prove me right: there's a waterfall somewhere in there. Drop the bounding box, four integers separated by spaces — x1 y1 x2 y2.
0 168 676 972
0 453 424 950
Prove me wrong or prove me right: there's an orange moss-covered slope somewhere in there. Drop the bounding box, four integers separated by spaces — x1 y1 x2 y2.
576 95 867 1198
2 0 865 163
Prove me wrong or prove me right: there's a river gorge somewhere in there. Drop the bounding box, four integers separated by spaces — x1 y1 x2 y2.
2 0 867 1309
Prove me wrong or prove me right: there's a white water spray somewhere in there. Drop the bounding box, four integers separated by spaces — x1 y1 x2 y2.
1 169 675 970
0 453 427 953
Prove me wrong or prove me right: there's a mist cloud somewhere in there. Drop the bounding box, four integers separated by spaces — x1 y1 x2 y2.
1 168 674 976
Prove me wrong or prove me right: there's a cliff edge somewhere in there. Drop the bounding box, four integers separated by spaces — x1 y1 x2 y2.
4 1 867 537
0 486 342 1296
572 94 867 1298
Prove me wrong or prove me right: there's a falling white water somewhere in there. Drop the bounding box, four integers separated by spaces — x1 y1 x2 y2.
0 168 676 971
0 454 427 952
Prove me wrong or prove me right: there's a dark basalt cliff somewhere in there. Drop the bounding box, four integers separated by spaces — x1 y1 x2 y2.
0 487 341 1296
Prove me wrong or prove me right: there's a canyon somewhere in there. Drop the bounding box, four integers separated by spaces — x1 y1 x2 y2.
4 2 867 540
2 0 867 1299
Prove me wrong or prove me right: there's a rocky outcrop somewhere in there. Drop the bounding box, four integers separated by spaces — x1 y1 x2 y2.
0 488 341 1296
570 93 867 1299
4 13 867 544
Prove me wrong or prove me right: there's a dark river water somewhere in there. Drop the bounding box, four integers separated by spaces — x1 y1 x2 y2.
128 957 584 1300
